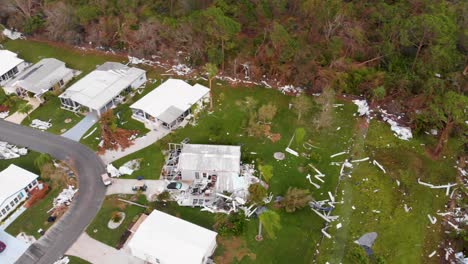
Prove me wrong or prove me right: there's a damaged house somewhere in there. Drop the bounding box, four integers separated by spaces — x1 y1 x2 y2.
130 79 209 130
165 143 243 193
3 58 76 99
59 62 146 116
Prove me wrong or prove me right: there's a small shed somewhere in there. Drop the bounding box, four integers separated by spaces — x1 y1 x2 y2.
128 210 217 264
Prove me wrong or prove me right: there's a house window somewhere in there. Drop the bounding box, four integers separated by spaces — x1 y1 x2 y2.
195 172 200 179
59 79 64 86
5 205 10 211
1 209 6 215
19 192 24 198
14 197 19 203
10 201 15 207
202 173 207 178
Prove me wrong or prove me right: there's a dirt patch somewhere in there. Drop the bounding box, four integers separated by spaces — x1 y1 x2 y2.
215 236 256 264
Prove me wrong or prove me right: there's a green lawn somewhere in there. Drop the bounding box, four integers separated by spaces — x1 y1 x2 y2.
21 96 83 135
86 195 148 248
67 256 91 264
112 144 165 180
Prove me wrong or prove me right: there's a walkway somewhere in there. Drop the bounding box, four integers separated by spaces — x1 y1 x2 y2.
66 233 143 264
106 179 166 201
62 112 98 141
100 129 170 163
4 97 40 124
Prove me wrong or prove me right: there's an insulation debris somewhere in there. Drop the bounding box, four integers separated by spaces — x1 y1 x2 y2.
382 116 413 140
30 119 52 130
2 28 25 40
0 141 28 160
352 100 370 116
53 185 78 208
330 151 347 158
53 256 70 264
427 214 437 224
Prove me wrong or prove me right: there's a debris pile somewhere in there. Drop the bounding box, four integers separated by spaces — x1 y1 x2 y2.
30 119 52 131
352 100 370 117
0 141 28 159
107 159 142 177
0 111 9 119
382 116 412 140
170 63 192 76
354 232 378 255
2 28 25 40
53 185 78 208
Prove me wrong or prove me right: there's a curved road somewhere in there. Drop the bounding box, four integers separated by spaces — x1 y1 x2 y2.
0 120 107 264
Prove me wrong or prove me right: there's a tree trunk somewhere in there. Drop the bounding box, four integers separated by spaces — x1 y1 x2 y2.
433 120 453 157
412 31 427 71
209 77 213 111
221 39 225 72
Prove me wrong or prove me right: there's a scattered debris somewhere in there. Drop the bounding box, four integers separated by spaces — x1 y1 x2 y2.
53 256 70 264
352 157 369 163
107 164 120 177
0 111 9 119
382 116 413 140
2 28 25 40
330 151 347 158
321 226 332 239
404 204 412 212
306 174 321 189
82 127 97 139
30 119 52 130
355 232 378 256
352 100 370 117
428 250 437 258
0 141 28 160
372 160 386 174
427 214 437 224
52 185 78 208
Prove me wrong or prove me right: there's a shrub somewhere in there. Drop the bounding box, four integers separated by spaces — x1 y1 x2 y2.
111 211 123 223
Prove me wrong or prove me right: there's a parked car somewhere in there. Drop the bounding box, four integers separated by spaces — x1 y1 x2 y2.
101 173 113 186
0 241 6 253
166 182 189 192
132 182 147 192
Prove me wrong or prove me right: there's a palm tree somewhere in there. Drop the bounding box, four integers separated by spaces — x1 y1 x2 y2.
18 102 33 120
257 210 281 241
204 63 218 111
282 187 313 213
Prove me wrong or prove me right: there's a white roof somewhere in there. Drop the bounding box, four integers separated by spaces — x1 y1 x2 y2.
130 79 209 123
179 144 241 173
128 210 217 264
0 50 24 77
6 58 73 95
59 62 145 110
0 164 38 206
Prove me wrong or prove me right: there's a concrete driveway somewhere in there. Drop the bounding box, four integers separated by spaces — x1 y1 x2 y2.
107 179 166 201
0 119 107 264
67 233 143 264
62 112 98 141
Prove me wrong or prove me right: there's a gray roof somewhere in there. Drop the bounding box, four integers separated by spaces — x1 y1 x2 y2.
6 58 72 95
178 144 241 173
59 62 146 110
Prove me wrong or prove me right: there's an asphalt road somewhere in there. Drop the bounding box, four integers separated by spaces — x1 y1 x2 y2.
0 119 107 264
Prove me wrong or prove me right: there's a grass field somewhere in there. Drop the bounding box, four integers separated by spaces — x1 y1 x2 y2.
67 256 91 264
20 96 83 135
86 195 148 248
